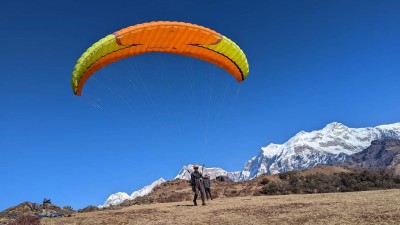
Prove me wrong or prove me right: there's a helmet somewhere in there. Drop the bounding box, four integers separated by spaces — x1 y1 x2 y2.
193 164 199 169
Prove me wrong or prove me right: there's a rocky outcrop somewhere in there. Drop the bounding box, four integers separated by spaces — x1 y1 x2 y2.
0 201 72 224
342 138 400 174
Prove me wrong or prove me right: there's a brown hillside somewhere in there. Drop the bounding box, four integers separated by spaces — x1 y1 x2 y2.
120 166 353 206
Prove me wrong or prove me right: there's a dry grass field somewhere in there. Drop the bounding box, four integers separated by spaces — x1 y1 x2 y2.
42 189 400 225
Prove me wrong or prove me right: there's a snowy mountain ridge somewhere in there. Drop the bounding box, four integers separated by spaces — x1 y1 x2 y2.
174 164 241 182
99 178 166 208
239 122 400 180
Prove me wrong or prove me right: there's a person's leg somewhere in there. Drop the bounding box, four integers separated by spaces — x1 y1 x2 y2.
193 193 198 206
205 188 210 200
194 184 200 206
206 188 212 200
199 183 206 205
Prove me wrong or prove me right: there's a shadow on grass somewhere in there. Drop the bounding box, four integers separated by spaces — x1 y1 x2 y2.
175 204 196 207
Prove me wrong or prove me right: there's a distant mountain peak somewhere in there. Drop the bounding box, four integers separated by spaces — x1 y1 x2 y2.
99 178 166 208
325 121 346 127
130 178 166 200
174 165 241 182
322 122 348 131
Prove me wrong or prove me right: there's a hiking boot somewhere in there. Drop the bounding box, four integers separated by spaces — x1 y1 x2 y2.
193 201 197 206
202 202 206 206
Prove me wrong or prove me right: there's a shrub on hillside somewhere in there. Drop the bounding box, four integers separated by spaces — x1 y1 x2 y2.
279 171 299 181
278 173 288 180
303 173 341 193
288 173 301 186
77 205 99 213
260 178 270 185
63 205 74 212
277 181 291 194
393 176 400 184
261 168 400 196
262 183 278 195
9 215 40 225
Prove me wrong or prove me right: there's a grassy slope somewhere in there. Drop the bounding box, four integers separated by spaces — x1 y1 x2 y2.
42 189 400 225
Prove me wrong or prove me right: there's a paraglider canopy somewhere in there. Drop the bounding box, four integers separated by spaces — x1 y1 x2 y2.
71 21 249 96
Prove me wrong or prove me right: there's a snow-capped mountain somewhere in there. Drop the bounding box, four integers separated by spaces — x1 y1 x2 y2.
130 178 166 199
239 122 400 181
99 178 166 208
175 164 241 182
99 192 130 208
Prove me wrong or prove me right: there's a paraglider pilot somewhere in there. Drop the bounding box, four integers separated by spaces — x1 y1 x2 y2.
190 164 206 206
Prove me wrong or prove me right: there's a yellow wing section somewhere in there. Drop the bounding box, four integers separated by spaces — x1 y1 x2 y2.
196 36 249 80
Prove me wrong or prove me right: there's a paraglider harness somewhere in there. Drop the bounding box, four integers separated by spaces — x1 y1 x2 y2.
189 164 206 193
191 171 204 192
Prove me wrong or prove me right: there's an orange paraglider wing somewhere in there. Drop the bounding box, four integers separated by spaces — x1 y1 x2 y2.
71 21 249 96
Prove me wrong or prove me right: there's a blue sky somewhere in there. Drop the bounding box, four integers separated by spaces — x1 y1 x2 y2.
1 0 399 210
